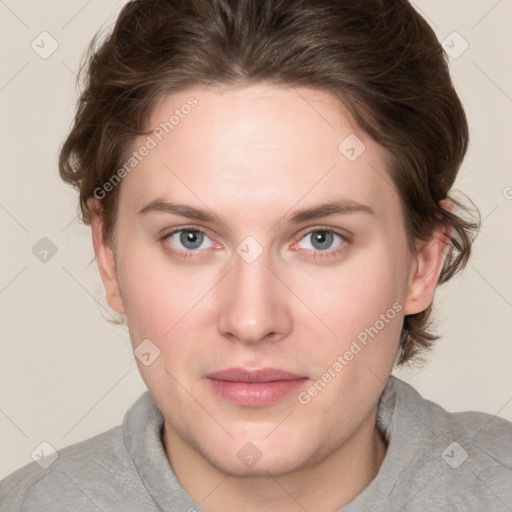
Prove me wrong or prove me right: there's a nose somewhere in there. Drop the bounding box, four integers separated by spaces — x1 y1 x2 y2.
216 249 293 346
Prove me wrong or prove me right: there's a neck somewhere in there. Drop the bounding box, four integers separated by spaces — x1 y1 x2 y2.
162 407 387 512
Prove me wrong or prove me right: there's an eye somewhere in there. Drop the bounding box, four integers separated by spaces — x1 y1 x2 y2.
296 229 346 252
163 228 216 252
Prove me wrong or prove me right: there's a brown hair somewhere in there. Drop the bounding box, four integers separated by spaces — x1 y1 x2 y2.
59 0 479 364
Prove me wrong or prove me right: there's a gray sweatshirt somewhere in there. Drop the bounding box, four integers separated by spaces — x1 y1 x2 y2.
1 376 511 511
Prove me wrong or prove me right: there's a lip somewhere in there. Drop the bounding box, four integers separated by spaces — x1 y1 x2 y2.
205 367 309 407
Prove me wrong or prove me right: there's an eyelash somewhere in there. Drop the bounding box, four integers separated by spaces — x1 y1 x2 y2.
160 227 218 260
159 226 350 260
290 227 349 260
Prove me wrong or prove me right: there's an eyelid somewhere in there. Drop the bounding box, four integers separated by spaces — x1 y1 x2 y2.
291 226 353 258
160 224 215 241
159 224 351 258
160 225 221 254
294 225 352 243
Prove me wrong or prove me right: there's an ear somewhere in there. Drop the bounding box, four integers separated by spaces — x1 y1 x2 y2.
404 205 453 316
89 199 125 314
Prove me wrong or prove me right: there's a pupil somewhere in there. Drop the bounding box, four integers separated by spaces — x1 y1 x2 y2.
312 230 333 250
181 230 203 249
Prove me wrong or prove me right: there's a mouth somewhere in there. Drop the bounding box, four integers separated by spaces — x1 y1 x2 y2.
205 368 309 407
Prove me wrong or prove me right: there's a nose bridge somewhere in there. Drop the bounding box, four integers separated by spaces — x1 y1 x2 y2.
216 246 292 344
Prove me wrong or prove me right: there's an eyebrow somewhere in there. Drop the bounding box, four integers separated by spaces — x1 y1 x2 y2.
287 199 374 223
137 197 374 224
138 200 223 223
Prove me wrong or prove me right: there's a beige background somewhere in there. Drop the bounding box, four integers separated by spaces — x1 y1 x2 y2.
1 0 511 480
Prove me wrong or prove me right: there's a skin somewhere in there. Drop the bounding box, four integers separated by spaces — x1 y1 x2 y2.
90 84 450 512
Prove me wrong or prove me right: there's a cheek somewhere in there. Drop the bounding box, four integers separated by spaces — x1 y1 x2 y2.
116 223 408 376
117 256 213 394
293 246 407 420
306 243 407 332
116 241 190 341
297 239 408 377
116 243 219 368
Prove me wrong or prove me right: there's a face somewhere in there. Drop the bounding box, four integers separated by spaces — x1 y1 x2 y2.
92 84 445 477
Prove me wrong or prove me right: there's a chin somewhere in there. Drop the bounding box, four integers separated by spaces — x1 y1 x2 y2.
207 447 309 478
198 428 329 478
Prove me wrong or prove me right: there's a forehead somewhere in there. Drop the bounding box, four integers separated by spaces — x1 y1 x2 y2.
119 84 399 220
147 84 362 161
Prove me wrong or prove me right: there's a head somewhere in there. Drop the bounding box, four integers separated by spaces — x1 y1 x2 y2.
59 0 479 477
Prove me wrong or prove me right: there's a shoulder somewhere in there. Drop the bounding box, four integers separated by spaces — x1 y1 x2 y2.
452 408 512 466
390 377 512 465
0 426 130 511
383 377 512 509
387 376 512 462
0 392 159 512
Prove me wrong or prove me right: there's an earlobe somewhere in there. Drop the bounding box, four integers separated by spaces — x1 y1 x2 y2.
89 199 125 314
404 222 452 316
